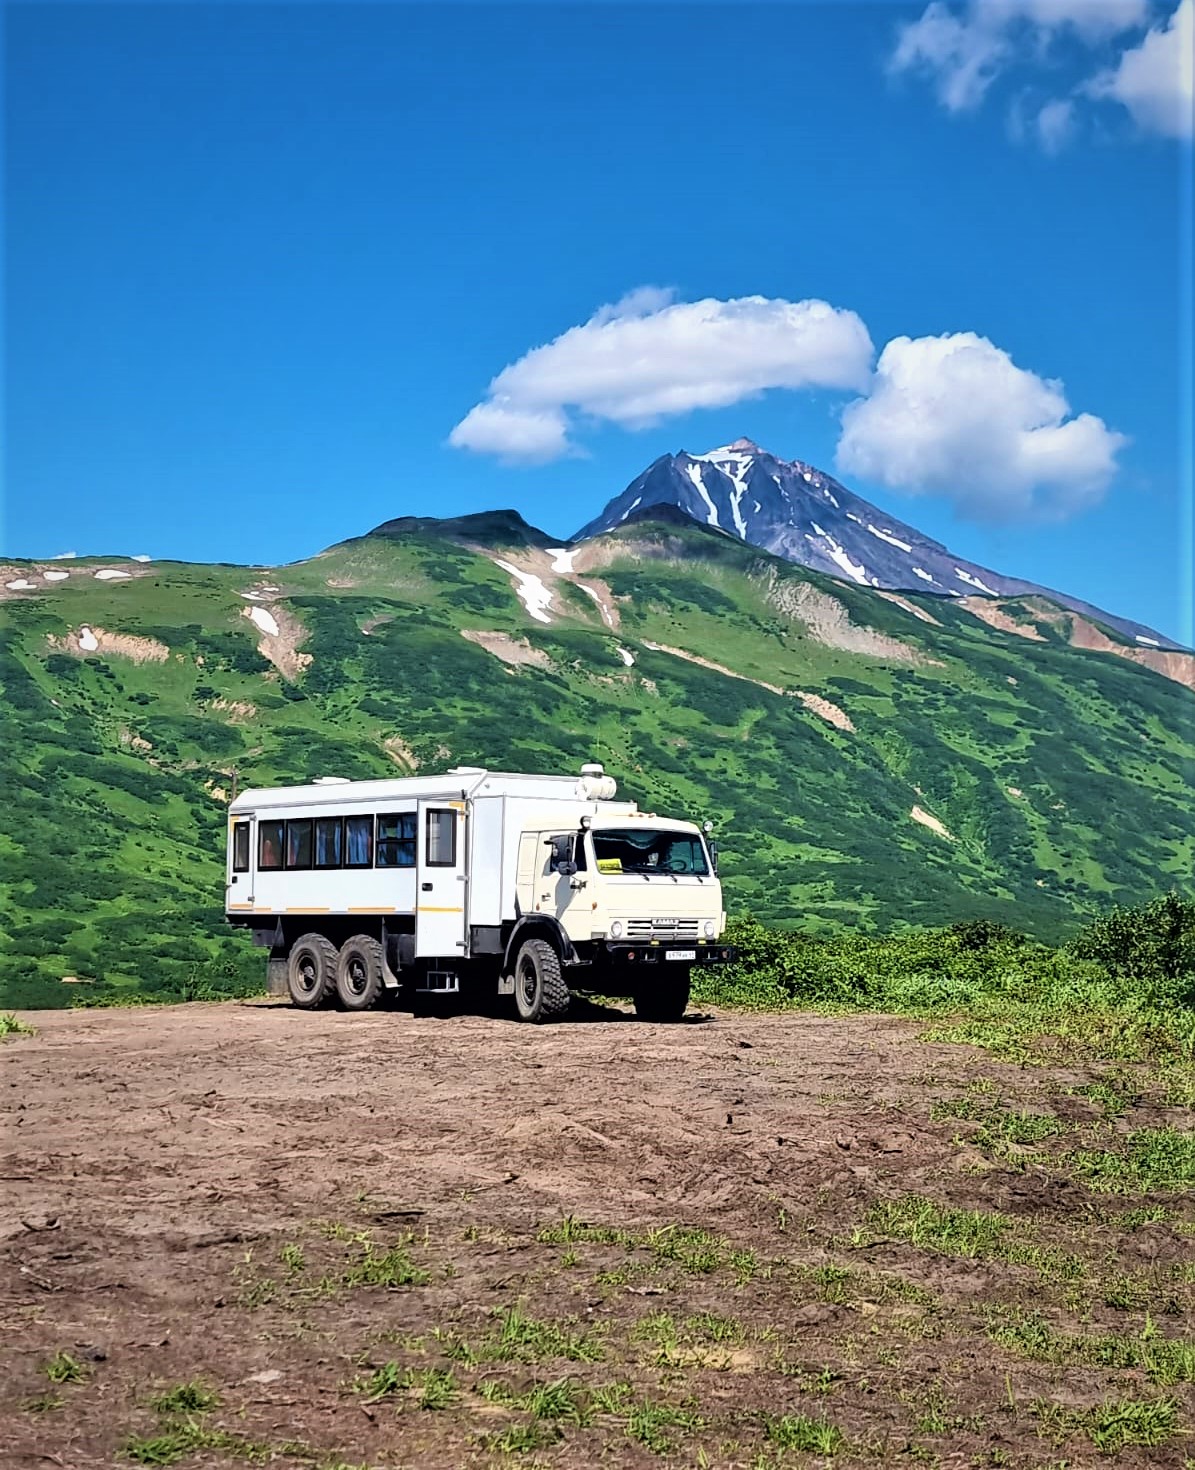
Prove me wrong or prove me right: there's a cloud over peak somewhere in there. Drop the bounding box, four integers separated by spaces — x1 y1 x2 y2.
837 332 1126 522
448 290 874 463
449 290 1126 525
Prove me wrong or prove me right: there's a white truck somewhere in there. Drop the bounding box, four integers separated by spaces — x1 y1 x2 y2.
225 763 734 1022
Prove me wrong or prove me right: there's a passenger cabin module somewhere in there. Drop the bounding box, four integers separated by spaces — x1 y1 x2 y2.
225 764 734 1022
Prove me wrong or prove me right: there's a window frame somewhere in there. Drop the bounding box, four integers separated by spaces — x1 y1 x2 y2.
232 820 251 874
343 814 374 869
376 810 417 869
425 808 458 868
258 819 285 871
285 818 314 871
313 816 343 870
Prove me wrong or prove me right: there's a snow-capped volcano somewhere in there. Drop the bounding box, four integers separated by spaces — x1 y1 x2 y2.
573 440 1181 650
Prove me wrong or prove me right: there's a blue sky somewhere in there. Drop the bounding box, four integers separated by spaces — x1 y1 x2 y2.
4 1 1191 641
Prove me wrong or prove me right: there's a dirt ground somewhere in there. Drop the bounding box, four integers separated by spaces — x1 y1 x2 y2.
3 998 1192 1469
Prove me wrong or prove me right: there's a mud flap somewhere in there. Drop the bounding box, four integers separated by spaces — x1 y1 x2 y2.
266 957 288 997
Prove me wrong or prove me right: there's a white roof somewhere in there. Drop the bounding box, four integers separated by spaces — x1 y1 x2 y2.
231 768 597 813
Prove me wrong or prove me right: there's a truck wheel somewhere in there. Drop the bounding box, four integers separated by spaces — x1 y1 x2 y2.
287 932 337 1009
513 938 570 1023
634 969 691 1023
336 934 384 1011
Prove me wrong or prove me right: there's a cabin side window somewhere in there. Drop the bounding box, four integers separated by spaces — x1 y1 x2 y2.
286 819 313 870
232 820 251 873
426 808 457 867
314 817 343 869
258 819 284 869
377 812 417 868
345 815 374 868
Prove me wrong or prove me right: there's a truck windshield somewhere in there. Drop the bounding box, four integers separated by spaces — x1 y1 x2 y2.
591 828 710 876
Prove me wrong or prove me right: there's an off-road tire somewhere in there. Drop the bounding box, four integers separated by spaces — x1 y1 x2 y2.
513 938 571 1023
335 934 385 1012
287 932 338 1009
634 968 691 1023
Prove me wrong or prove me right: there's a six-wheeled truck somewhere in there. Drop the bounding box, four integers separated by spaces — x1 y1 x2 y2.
225 764 734 1022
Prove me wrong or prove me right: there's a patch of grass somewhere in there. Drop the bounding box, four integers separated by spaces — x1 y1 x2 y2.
43 1351 89 1385
124 1423 223 1466
625 1399 704 1455
356 1361 404 1403
150 1382 219 1415
1110 1204 1174 1230
0 1012 35 1037
537 1217 628 1246
1031 1395 1178 1452
989 1309 1195 1385
1067 1126 1195 1193
480 1421 563 1454
791 1262 934 1306
930 1094 1066 1169
354 1362 457 1409
341 1239 429 1289
482 1305 605 1364
764 1413 845 1454
862 1195 1083 1279
23 1392 63 1413
279 1242 306 1276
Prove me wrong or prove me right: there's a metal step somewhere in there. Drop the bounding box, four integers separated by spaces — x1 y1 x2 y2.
417 969 460 994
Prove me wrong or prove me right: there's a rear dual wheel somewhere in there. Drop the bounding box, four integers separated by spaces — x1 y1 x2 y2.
286 932 384 1011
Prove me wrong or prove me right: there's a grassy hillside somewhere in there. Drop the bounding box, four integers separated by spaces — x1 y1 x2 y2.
2 515 1193 1007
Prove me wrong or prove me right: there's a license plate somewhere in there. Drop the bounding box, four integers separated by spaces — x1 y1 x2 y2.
665 949 697 961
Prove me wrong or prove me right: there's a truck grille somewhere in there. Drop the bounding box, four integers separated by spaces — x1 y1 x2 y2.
625 918 700 941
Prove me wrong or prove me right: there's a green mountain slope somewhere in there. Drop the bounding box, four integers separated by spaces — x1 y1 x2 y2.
2 517 1193 1007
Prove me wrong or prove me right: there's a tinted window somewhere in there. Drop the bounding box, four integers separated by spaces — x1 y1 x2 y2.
232 821 250 873
426 809 457 867
377 811 417 868
286 819 313 870
314 817 342 869
591 828 709 876
345 815 373 867
258 819 284 870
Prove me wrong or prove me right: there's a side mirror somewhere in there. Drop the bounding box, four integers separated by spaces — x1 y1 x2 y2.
710 841 720 875
557 860 578 877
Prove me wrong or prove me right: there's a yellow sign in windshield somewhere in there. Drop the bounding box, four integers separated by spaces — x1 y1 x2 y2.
596 857 623 873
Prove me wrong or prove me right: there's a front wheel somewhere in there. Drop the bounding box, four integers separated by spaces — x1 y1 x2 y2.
513 938 570 1023
335 934 385 1011
634 968 691 1023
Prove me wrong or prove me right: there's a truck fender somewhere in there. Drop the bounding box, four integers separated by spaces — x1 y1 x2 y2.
502 916 577 976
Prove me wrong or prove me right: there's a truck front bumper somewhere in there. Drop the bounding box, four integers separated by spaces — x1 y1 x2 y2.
601 942 737 966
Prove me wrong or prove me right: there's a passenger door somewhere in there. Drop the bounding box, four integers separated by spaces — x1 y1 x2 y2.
415 801 467 958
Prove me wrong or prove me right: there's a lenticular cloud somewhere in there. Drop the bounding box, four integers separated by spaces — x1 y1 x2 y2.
448 289 874 463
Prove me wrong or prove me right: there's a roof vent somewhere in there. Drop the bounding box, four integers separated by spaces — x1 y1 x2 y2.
448 765 486 775
578 763 616 801
312 776 351 786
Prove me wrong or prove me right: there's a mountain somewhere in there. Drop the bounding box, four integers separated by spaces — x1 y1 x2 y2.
575 440 1184 652
2 507 1193 1010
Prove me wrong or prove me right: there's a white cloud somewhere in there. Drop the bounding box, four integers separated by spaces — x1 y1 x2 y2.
1088 0 1193 137
448 288 874 463
891 0 1188 144
836 332 1126 521
1036 96 1077 150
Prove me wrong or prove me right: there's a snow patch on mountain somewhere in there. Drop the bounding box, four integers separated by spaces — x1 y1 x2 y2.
547 547 577 573
867 524 912 553
683 462 720 527
494 558 553 623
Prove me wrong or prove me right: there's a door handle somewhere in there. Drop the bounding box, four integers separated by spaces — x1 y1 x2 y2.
421 882 433 892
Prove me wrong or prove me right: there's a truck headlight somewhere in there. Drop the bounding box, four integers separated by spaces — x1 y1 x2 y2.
704 920 716 938
610 920 624 939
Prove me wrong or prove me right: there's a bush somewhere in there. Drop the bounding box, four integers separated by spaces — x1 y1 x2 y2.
1068 894 1195 1005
